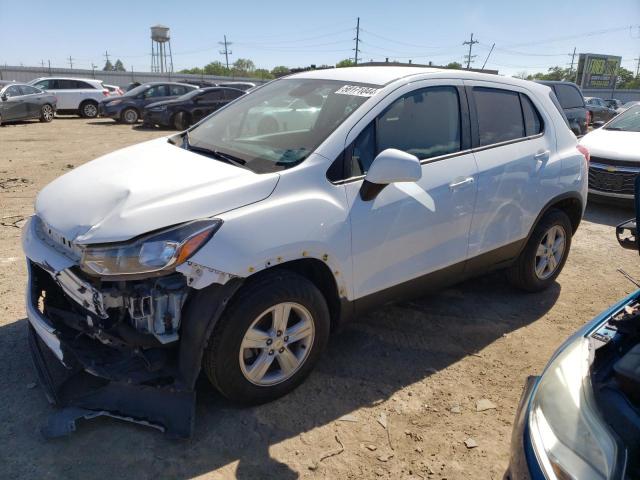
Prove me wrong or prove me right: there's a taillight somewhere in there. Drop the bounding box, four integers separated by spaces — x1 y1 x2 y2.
102 89 109 96
577 145 590 166
586 110 591 125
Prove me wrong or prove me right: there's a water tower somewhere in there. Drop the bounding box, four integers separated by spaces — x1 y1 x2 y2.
150 25 173 73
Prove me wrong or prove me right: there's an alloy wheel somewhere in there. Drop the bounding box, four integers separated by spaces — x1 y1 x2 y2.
83 103 98 118
42 105 54 121
534 225 566 280
239 302 315 386
124 109 138 123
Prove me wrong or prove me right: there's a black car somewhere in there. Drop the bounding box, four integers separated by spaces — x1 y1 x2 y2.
0 81 56 125
142 86 246 130
536 81 588 136
585 96 618 125
99 82 197 124
605 98 624 110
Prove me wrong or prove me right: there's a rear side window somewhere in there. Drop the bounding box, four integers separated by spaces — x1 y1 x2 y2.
554 84 584 109
200 90 224 101
170 85 188 96
474 87 524 146
75 81 94 89
224 89 244 100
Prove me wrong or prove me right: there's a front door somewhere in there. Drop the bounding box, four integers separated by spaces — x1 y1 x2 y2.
343 83 478 299
1 85 28 121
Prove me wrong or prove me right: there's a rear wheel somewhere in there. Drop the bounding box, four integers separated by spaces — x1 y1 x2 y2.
40 104 54 122
507 209 572 292
79 101 98 118
203 271 330 404
121 108 139 124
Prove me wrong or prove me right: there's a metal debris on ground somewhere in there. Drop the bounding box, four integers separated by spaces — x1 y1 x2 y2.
319 435 345 462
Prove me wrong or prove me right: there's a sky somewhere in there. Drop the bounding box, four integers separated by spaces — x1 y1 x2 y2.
1 0 639 77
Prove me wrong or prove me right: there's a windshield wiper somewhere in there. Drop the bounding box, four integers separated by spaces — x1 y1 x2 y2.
604 127 624 131
182 132 247 167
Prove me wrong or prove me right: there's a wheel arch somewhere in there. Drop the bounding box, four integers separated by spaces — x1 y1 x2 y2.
530 192 583 239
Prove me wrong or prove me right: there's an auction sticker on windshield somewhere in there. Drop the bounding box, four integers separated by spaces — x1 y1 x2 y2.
335 85 380 97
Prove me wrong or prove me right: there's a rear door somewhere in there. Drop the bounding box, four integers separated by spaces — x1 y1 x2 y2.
1 85 27 120
464 81 557 262
47 79 78 109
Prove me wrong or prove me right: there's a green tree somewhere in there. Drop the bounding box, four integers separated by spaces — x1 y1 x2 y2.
616 66 640 89
232 58 256 76
444 62 462 69
513 71 528 80
271 65 290 78
113 59 126 72
253 68 274 79
336 58 354 68
526 66 572 81
203 61 228 76
102 59 114 71
178 67 204 74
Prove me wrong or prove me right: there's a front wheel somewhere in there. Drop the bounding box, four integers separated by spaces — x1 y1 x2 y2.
507 209 572 292
40 104 54 122
203 271 330 404
121 108 139 124
173 111 190 130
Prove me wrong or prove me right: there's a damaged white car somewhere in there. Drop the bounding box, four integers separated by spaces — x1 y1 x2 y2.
23 67 588 437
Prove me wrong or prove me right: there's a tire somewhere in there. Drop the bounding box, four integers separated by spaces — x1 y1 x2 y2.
507 209 572 292
121 107 139 124
173 111 190 130
79 100 98 118
203 270 330 405
39 104 54 122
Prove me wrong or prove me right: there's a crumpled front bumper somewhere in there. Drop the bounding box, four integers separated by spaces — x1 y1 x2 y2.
21 217 199 438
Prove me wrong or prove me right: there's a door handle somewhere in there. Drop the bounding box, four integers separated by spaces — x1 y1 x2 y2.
534 150 550 171
449 176 474 190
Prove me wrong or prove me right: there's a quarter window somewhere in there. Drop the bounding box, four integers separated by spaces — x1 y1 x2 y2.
520 94 543 136
351 86 462 176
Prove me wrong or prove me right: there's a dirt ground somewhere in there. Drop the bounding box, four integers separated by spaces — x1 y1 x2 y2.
1 117 638 480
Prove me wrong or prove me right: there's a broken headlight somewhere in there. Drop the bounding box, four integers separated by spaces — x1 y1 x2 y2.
80 219 221 277
528 336 619 480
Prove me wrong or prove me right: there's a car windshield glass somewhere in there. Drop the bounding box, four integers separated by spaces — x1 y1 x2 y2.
604 105 640 132
125 84 151 97
186 78 378 173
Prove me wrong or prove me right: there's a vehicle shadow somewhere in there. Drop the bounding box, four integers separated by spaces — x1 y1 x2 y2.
584 199 634 227
0 272 559 479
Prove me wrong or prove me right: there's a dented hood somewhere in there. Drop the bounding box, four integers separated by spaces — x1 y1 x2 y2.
35 138 279 244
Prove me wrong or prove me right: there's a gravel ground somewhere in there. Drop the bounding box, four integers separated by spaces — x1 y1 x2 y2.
1 117 638 480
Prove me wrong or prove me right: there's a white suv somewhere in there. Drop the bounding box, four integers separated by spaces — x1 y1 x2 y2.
22 67 588 437
28 77 108 118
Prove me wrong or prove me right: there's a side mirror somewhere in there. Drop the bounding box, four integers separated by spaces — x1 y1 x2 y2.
1 94 7 101
360 148 422 201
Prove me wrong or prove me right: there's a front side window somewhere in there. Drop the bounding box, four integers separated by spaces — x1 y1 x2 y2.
19 85 40 95
350 86 462 176
4 85 21 97
187 79 375 173
474 87 525 146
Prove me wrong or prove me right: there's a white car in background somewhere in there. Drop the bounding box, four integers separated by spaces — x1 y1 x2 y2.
104 84 124 97
23 67 587 437
28 77 108 118
580 105 640 200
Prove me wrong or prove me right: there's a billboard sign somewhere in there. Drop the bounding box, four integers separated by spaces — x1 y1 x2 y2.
576 53 622 89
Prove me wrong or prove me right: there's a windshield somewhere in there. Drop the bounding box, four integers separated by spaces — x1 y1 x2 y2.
604 105 640 132
124 84 151 97
186 78 378 173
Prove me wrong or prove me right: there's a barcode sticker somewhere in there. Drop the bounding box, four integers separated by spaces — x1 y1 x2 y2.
334 85 380 97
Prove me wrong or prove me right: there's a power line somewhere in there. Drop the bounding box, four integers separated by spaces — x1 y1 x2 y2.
219 35 232 70
354 17 361 64
463 33 479 69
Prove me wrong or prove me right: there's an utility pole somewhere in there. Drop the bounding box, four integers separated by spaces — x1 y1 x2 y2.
567 47 577 79
104 50 111 66
219 35 233 71
635 55 640 78
67 55 74 69
463 33 479 69
481 43 495 70
353 17 361 65
48 59 51 75
91 63 97 79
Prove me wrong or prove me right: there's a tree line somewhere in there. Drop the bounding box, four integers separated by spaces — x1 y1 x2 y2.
514 65 640 89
